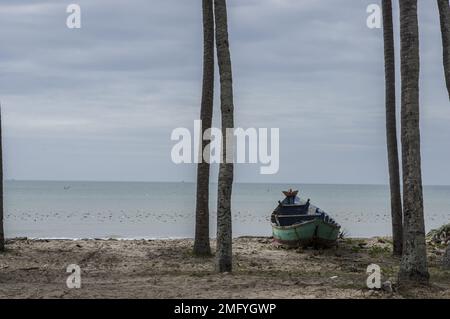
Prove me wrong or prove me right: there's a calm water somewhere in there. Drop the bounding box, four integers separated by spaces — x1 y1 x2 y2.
4 181 450 239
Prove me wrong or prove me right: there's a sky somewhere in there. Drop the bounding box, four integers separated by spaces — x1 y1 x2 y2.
0 0 448 185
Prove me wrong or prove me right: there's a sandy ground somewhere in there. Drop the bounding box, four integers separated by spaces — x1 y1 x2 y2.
0 237 449 299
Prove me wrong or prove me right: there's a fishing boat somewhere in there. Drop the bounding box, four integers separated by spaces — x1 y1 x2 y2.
271 189 341 248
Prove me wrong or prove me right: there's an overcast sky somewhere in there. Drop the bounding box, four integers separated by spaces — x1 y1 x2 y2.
0 0 448 184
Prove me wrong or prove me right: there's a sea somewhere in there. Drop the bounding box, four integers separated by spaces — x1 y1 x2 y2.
3 181 450 239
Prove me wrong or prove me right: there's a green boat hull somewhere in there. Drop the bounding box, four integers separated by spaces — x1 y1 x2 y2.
272 219 340 248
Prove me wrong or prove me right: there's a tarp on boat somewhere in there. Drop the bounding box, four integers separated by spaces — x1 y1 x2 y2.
271 189 340 228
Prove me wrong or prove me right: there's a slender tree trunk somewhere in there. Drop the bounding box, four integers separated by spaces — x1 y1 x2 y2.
443 245 450 269
193 0 214 256
398 0 429 285
214 0 234 273
0 107 4 252
437 0 450 99
382 0 403 256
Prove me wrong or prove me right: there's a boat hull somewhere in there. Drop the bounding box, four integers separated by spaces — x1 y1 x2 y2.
272 218 340 248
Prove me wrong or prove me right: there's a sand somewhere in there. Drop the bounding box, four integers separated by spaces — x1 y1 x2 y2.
0 237 449 299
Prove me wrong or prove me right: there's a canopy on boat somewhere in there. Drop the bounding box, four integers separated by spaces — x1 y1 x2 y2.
272 189 340 228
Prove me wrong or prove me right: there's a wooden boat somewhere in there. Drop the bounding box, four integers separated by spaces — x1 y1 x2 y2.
271 189 340 248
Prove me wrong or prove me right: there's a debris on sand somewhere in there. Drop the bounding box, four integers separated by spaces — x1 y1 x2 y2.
427 224 450 245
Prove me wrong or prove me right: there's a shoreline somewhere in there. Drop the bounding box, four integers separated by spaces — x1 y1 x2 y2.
0 237 449 299
5 235 372 241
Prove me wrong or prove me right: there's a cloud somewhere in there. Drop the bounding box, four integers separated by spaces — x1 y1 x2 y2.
0 0 448 184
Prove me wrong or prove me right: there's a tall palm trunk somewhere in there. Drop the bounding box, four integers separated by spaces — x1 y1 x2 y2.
398 0 429 284
214 0 234 272
444 245 450 269
0 107 4 252
193 0 214 256
382 0 403 256
437 0 450 99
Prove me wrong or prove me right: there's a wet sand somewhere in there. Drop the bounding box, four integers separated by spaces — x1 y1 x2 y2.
0 237 449 299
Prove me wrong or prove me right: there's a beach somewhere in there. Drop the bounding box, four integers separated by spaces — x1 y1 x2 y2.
0 237 449 299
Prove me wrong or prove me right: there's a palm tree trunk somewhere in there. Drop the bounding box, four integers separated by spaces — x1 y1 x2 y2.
398 0 429 285
437 0 450 99
193 0 214 256
444 245 450 269
382 0 403 256
214 0 234 273
0 107 4 252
